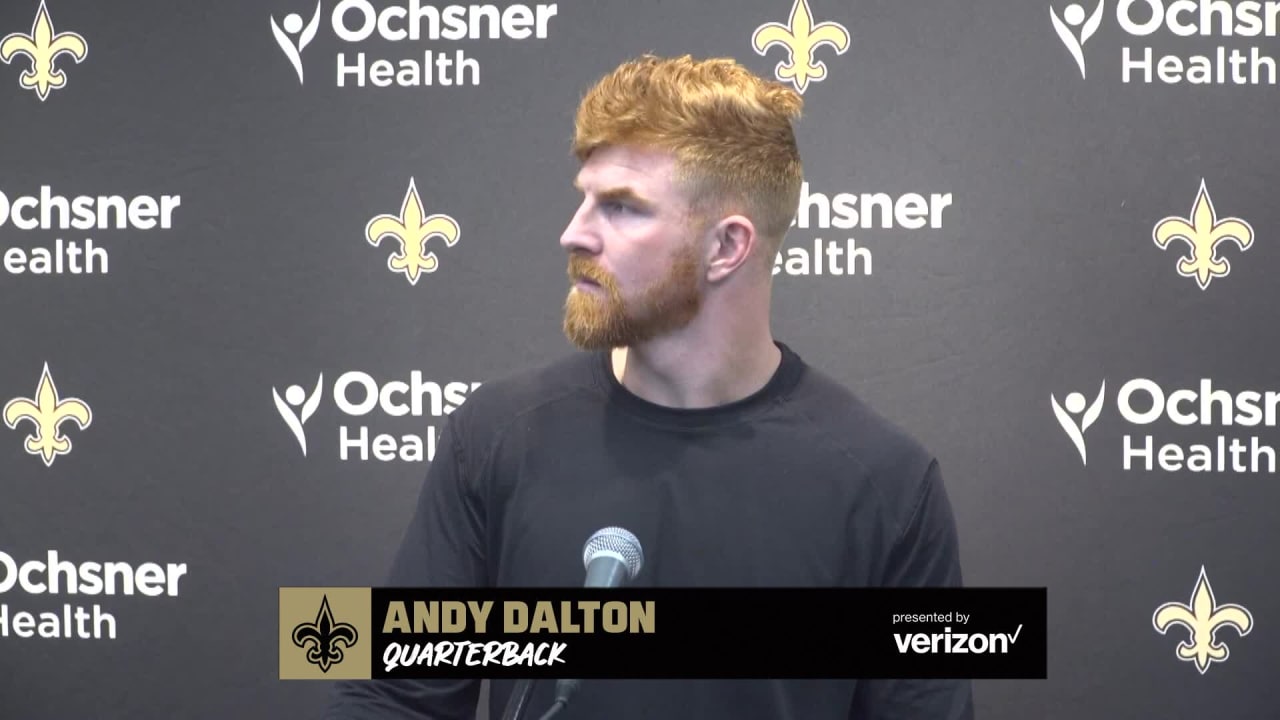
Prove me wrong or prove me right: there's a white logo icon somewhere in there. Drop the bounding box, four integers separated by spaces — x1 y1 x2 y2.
1051 381 1106 464
271 2 322 84
273 375 324 455
1050 1 1105 79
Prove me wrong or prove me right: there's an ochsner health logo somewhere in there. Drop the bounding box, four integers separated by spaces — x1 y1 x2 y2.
273 375 324 455
1050 381 1105 464
270 2 322 84
272 370 481 462
1050 1 1105 79
1051 0 1280 86
773 182 954 278
1052 378 1280 473
269 1 560 89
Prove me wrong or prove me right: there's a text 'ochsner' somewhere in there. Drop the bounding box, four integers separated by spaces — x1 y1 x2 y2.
322 2 559 88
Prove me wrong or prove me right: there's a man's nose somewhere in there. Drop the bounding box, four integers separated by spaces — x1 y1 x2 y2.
559 207 601 254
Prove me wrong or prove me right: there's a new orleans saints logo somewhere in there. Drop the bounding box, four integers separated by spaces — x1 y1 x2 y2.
292 595 360 673
4 362 92 466
751 0 850 93
365 178 461 285
1152 566 1253 674
0 1 87 100
1153 179 1254 290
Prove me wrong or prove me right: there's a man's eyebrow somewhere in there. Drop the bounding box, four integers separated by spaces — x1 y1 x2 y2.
572 180 654 207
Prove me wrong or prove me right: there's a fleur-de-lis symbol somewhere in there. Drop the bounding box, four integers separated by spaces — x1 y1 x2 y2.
1153 179 1254 290
0 0 88 101
751 0 850 93
3 362 92 467
292 595 359 673
1153 566 1253 674
365 178 461 285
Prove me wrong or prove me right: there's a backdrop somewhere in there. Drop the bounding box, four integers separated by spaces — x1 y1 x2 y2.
2 0 1277 717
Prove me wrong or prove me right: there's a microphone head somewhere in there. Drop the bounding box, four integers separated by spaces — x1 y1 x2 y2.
582 526 644 580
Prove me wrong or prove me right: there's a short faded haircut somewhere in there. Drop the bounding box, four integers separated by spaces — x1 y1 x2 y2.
571 54 804 260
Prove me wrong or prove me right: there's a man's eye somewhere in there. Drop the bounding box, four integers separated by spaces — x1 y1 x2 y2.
601 201 630 214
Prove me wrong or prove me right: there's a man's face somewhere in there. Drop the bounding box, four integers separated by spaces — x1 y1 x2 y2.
559 145 706 350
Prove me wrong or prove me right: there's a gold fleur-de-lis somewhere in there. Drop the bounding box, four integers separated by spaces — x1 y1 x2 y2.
1152 179 1254 290
751 0 850 93
292 595 359 673
3 362 92 466
0 0 88 101
1152 566 1253 674
365 178 461 285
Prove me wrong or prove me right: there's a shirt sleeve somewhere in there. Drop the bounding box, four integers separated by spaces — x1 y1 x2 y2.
321 414 488 720
849 458 975 720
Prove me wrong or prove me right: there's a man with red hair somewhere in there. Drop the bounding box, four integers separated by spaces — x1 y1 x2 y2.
325 53 972 720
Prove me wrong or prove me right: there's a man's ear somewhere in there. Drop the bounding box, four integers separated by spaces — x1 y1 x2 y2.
705 215 756 283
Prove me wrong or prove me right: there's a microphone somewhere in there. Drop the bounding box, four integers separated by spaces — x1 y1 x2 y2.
582 525 645 589
540 527 645 720
502 527 645 720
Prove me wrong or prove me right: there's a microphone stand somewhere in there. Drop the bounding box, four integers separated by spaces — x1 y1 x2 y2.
498 678 537 720
502 526 639 720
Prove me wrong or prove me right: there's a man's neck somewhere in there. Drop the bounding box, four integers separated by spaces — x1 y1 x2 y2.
610 333 782 409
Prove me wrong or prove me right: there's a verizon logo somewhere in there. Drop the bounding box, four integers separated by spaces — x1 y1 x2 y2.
894 624 1023 654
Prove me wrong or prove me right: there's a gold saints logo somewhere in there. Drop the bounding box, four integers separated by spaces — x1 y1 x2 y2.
280 587 371 680
365 178 461 285
0 0 87 101
1152 566 1254 674
751 0 850 93
292 595 359 673
3 362 92 467
1152 179 1254 290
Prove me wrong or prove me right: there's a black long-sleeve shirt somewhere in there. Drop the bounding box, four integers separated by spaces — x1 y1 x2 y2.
323 341 973 719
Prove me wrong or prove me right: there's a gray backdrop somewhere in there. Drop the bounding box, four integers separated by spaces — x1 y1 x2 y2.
2 0 1277 717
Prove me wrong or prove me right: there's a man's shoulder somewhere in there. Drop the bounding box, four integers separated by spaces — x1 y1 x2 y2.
785 362 953 557
786 362 937 499
448 349 599 437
